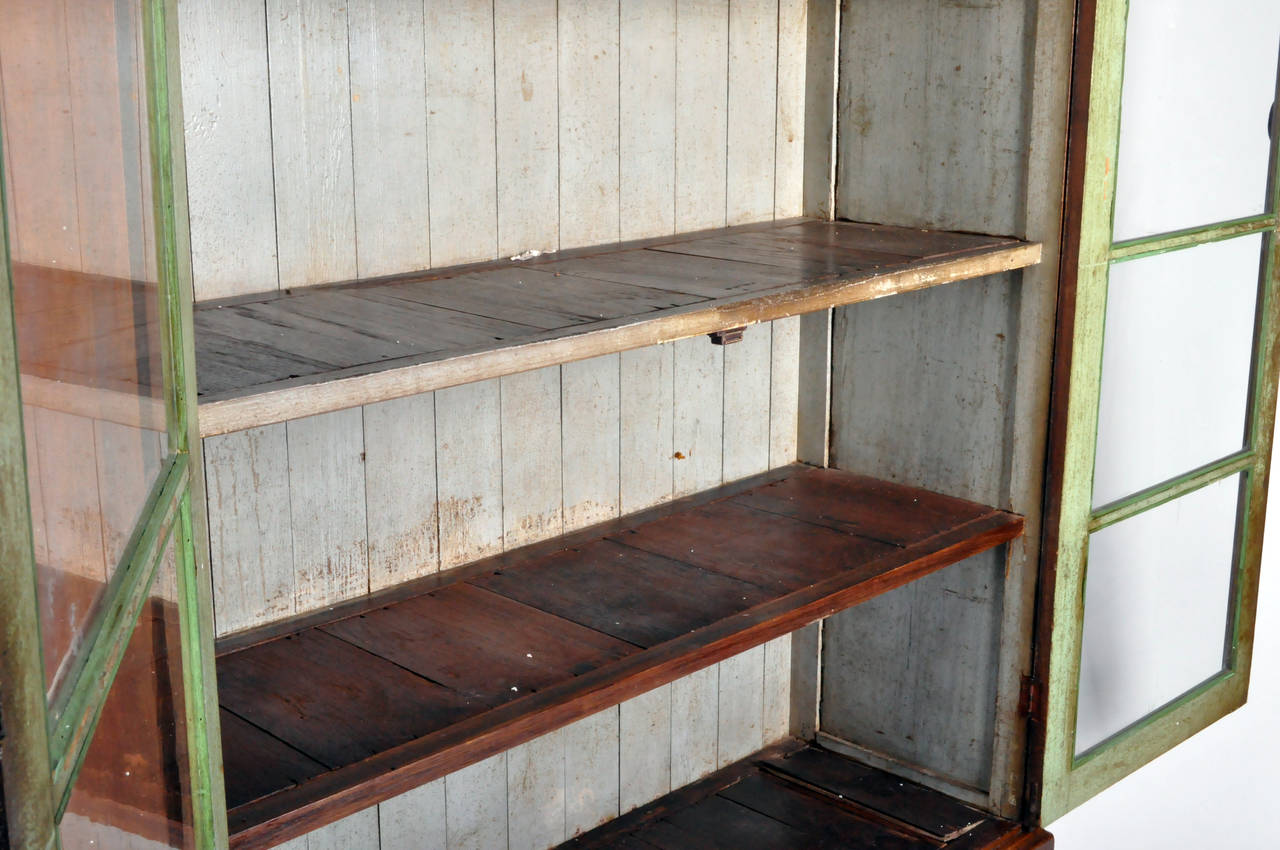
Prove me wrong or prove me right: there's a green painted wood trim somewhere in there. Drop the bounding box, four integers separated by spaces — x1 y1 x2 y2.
0 120 58 850
1088 450 1254 532
143 0 228 844
1110 213 1276 262
47 454 189 815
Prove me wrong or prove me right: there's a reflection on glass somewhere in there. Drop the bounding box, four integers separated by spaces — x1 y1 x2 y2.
1093 236 1260 508
1 0 168 694
1075 475 1241 755
60 540 194 850
1113 1 1280 241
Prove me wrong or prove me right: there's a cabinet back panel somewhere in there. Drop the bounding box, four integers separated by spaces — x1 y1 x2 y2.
178 0 809 301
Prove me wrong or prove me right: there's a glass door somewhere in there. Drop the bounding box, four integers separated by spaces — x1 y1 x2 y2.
0 0 224 846
1039 0 1280 821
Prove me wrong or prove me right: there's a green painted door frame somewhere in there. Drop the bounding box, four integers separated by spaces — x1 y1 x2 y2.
1035 0 1280 823
0 0 226 846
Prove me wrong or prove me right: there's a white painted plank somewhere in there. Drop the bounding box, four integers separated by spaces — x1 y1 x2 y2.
445 753 508 850
425 0 498 266
379 779 445 850
565 708 620 837
286 409 368 612
34 408 105 580
364 393 439 591
435 380 504 568
773 0 807 218
619 685 671 813
348 0 431 277
501 367 563 549
204 426 294 634
561 354 621 531
507 729 566 850
717 645 765 767
763 633 793 744
557 0 620 248
670 665 718 788
721 324 772 482
273 837 308 850
266 0 357 288
726 0 779 225
672 337 724 497
618 0 677 240
21 407 48 566
93 420 166 569
619 343 674 514
305 808 380 850
494 0 559 258
178 0 278 298
674 0 729 232
768 316 801 467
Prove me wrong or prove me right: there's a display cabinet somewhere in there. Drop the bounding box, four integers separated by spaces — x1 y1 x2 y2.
2 1 1276 849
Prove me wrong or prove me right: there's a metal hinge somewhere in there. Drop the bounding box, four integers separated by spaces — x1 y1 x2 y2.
709 326 746 345
1018 674 1043 718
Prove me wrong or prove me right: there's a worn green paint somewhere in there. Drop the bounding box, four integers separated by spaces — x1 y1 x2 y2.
1039 0 1280 823
0 122 58 850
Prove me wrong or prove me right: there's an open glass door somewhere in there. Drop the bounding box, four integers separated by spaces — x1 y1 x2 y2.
1038 0 1280 822
0 0 225 846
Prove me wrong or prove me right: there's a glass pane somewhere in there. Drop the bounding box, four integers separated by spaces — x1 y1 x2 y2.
59 540 194 850
1075 475 1241 755
1092 235 1260 508
0 0 168 694
1112 1 1280 241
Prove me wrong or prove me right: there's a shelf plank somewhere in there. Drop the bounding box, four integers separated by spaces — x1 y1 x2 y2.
195 218 1040 435
218 465 1023 848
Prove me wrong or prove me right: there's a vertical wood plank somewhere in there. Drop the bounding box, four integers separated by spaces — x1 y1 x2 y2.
21 407 48 566
266 0 357 288
558 0 620 248
768 316 801 467
674 0 729 232
500 367 563 549
378 778 445 850
304 808 379 850
494 0 560 258
796 309 831 466
93 420 166 568
287 409 368 612
762 633 792 744
670 665 718 788
204 426 294 634
672 337 724 497
564 708 620 837
34 408 105 580
364 393 439 591
618 0 677 241
726 0 778 225
773 0 807 218
619 343 674 514
425 0 498 267
619 685 671 813
348 0 431 277
721 324 771 482
789 621 821 739
507 729 566 850
178 0 278 298
445 753 508 850
435 380 504 568
717 645 765 767
561 354 620 531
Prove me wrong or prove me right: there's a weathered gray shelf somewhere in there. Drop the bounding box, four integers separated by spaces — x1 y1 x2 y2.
194 218 1040 436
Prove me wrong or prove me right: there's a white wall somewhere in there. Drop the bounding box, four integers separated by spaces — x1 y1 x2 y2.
1051 442 1280 848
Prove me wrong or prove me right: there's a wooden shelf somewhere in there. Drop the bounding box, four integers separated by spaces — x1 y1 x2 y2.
563 740 1053 849
194 218 1040 435
215 465 1023 848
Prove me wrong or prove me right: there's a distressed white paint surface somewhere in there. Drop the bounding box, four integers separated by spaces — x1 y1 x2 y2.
619 0 677 240
378 779 445 850
507 730 566 850
561 355 621 531
721 324 772 482
672 337 724 496
718 645 765 767
670 664 719 788
620 343 675 514
726 0 779 225
436 380 504 568
501 367 564 549
675 0 729 232
565 708 621 836
620 685 672 813
364 393 439 590
445 753 508 850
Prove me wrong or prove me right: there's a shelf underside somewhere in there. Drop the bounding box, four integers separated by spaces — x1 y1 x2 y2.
194 218 1039 435
564 741 1052 850
215 465 1022 848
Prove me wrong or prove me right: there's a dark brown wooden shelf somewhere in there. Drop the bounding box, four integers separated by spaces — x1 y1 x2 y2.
194 218 1040 435
216 465 1023 848
562 740 1053 850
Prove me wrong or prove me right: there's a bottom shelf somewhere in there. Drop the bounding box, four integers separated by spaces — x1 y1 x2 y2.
565 741 1053 850
217 464 1022 847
